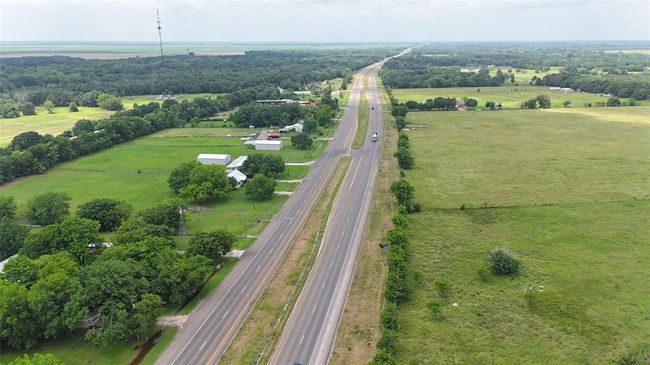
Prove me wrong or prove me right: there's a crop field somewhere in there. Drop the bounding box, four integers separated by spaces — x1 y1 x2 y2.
0 107 113 145
391 86 646 109
395 107 650 364
1 127 324 245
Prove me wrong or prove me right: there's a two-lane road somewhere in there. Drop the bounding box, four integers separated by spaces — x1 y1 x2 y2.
156 62 374 365
268 64 385 365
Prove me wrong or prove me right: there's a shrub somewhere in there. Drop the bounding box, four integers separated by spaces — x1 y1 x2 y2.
607 97 622 107
489 248 520 275
395 147 414 169
68 102 79 112
426 299 444 320
435 280 451 300
21 102 36 116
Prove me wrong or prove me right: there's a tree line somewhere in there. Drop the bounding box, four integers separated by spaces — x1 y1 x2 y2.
371 95 420 364
537 72 649 100
0 49 397 103
231 88 339 128
0 95 244 185
0 194 236 350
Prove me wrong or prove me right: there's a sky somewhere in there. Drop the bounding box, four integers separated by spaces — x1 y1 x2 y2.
1 0 649 43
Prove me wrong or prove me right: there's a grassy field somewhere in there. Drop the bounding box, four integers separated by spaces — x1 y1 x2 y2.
120 94 225 108
392 86 646 109
488 67 561 84
1 127 324 243
394 106 650 364
404 107 650 209
0 107 113 145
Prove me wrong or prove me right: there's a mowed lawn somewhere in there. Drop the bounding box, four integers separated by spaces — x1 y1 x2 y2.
0 106 114 145
396 107 650 364
1 127 324 246
392 86 647 109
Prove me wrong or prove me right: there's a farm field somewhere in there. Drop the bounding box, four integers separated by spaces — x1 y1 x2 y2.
1 127 324 245
391 85 646 109
394 106 650 363
0 106 113 145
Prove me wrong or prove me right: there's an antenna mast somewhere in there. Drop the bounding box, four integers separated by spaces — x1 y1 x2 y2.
156 9 164 68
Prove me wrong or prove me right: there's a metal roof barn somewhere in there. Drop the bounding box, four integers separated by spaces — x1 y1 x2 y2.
253 140 283 151
197 154 232 165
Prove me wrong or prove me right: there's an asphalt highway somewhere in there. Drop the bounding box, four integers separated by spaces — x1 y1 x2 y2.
156 61 374 365
267 64 384 365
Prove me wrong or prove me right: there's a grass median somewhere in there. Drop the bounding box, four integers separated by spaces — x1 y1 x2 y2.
331 76 399 364
220 156 351 364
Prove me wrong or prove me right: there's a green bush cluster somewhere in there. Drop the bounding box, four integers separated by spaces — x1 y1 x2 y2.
489 247 520 275
371 211 411 365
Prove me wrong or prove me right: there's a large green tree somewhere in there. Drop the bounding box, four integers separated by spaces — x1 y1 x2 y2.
131 294 164 342
0 218 29 261
77 198 132 231
26 192 71 226
245 174 277 201
0 281 40 349
187 230 236 265
21 216 100 263
291 133 313 149
180 164 232 203
168 161 200 193
240 153 286 178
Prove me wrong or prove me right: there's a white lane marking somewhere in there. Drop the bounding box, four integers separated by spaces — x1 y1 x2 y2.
300 335 305 345
336 244 340 251
321 282 326 289
256 264 262 272
240 285 247 294
348 160 362 190
329 262 333 268
312 305 317 314
270 247 274 253
222 310 230 319
200 340 208 350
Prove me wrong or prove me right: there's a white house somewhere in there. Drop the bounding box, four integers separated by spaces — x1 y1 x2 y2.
227 156 248 171
253 140 283 151
227 169 247 189
197 154 232 165
280 123 304 133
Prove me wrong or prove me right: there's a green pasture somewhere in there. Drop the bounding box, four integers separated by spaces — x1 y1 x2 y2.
392 86 646 109
488 66 561 84
403 107 650 209
0 107 113 145
120 93 225 108
394 106 650 363
1 127 322 240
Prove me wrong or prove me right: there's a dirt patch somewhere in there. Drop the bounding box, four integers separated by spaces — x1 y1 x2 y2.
330 83 400 365
220 157 351 365
186 205 210 213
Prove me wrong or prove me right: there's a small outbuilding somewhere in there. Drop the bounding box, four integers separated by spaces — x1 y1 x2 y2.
227 169 247 189
227 155 248 171
253 140 283 151
280 123 304 133
197 154 232 165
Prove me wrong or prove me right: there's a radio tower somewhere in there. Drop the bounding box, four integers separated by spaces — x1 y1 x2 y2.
151 9 167 96
156 9 164 68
